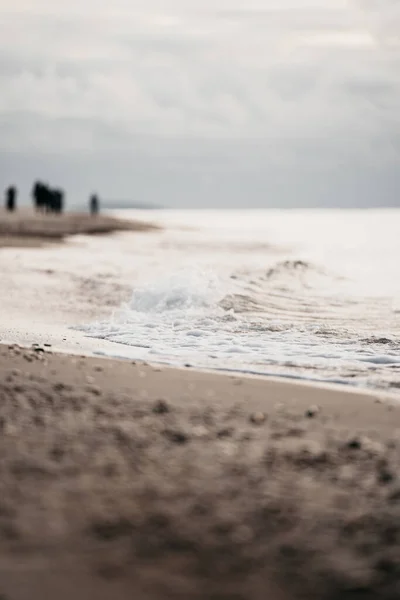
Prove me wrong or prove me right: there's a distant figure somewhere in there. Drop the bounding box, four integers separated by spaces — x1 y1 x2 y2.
32 181 48 213
5 186 17 212
90 194 99 216
52 189 64 214
57 189 64 214
32 181 64 214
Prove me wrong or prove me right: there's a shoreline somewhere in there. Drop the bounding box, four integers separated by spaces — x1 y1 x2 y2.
1 341 397 428
0 343 400 599
1 336 396 403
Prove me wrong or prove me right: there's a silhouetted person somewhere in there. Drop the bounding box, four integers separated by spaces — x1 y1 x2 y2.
32 181 48 213
90 194 99 216
5 186 17 212
53 189 64 214
32 181 64 214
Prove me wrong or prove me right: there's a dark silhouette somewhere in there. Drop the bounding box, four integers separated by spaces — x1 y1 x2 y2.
32 181 46 213
32 181 65 214
52 189 64 214
90 194 99 216
5 186 17 212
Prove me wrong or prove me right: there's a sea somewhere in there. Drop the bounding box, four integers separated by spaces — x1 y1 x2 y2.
1 208 399 393
79 208 400 393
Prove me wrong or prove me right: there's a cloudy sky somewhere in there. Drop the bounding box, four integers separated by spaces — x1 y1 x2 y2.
0 0 399 208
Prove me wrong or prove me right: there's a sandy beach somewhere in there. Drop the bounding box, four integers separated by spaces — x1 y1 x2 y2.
1 0 398 594
0 208 156 247
0 343 400 599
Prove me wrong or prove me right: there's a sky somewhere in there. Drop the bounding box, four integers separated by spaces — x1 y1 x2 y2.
0 0 399 208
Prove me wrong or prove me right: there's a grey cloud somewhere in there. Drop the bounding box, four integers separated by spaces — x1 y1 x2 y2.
0 0 399 207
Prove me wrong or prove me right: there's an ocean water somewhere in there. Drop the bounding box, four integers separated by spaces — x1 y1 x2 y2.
79 209 400 393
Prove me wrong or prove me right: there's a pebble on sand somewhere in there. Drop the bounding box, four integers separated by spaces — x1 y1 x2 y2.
305 405 320 418
347 437 362 450
249 412 267 426
153 399 170 415
217 427 235 439
163 429 188 444
88 386 101 396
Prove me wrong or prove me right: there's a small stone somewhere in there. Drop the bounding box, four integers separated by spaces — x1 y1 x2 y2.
249 412 267 425
24 354 33 362
378 469 395 485
347 437 362 450
192 425 208 438
164 429 188 444
305 405 320 418
94 366 103 372
44 343 52 348
362 438 385 456
217 427 234 439
153 399 170 415
86 376 95 384
11 368 21 377
54 382 67 392
88 386 101 396
32 346 45 353
184 363 192 368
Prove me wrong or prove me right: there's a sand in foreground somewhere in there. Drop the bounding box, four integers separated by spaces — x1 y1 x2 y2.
0 344 400 599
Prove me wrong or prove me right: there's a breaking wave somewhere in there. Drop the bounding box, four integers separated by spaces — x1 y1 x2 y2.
79 259 400 392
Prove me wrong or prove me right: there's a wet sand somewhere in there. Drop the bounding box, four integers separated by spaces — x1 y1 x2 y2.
0 343 400 599
0 209 156 247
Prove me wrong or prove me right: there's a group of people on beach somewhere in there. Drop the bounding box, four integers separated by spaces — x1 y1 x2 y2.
3 183 100 215
32 182 65 214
